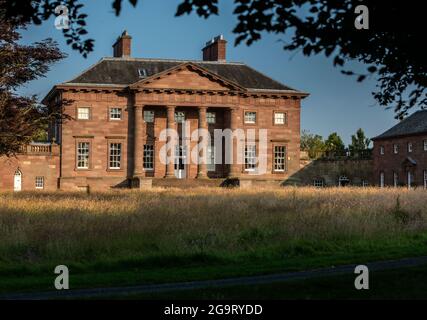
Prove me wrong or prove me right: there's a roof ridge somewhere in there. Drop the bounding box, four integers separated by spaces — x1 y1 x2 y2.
102 56 245 65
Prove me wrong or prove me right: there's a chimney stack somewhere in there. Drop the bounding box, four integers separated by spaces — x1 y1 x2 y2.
202 35 227 62
113 30 132 58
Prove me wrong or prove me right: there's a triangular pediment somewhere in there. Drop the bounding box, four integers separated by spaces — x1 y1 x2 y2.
129 62 245 92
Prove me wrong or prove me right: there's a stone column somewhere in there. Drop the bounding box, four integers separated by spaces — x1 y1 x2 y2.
228 107 241 177
165 105 176 178
197 106 208 178
134 104 144 177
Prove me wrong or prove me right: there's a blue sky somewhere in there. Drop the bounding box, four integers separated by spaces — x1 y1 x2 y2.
17 0 402 145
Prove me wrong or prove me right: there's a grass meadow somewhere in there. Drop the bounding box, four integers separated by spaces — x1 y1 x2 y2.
1 187 427 295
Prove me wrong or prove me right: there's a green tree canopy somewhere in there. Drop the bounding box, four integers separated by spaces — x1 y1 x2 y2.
325 132 346 157
301 130 325 159
348 128 371 158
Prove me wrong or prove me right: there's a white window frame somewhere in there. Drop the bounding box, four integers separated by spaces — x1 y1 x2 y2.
380 146 384 155
144 110 155 123
109 143 122 169
109 107 122 120
408 142 413 153
244 144 257 172
207 145 215 172
407 171 413 189
274 112 286 125
77 142 90 169
175 111 185 123
206 112 216 124
244 111 256 124
424 170 427 189
424 140 427 151
35 176 44 189
143 144 154 170
273 145 286 172
362 180 369 187
313 178 324 187
380 172 385 188
77 107 90 120
393 144 399 154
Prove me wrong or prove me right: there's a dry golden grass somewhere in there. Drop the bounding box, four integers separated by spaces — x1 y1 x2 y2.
0 187 426 265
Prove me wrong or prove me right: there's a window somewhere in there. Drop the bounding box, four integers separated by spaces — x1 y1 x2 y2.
35 176 44 189
109 107 122 120
244 144 256 171
393 144 399 154
407 171 414 188
206 112 216 124
424 170 427 189
244 111 256 124
274 146 286 172
393 172 399 187
408 142 413 153
339 176 350 187
138 68 147 78
207 145 215 172
109 143 122 169
144 110 155 123
175 111 185 123
313 178 324 188
143 144 154 170
77 107 90 120
380 146 384 155
274 112 286 125
77 142 90 169
424 140 427 151
379 171 385 188
362 180 369 187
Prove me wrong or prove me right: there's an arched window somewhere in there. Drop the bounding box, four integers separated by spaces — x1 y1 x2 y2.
14 169 22 192
338 176 350 187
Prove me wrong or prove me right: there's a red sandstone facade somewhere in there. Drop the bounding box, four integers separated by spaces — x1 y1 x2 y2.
0 32 308 191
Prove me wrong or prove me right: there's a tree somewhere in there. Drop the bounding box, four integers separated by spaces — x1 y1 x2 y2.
1 1 425 118
301 130 325 159
0 13 66 156
348 128 371 158
324 132 346 157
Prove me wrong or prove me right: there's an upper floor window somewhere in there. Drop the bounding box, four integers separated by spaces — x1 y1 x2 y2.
77 107 90 120
244 111 256 124
35 176 44 189
206 112 216 124
274 112 286 125
175 111 185 123
408 142 413 153
244 144 256 171
77 142 90 169
393 144 399 154
144 110 155 123
424 140 427 151
380 146 384 155
143 144 154 170
109 143 122 169
274 145 286 172
110 107 122 120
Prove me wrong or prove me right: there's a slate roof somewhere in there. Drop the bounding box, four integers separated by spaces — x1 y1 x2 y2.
373 110 427 140
64 57 303 93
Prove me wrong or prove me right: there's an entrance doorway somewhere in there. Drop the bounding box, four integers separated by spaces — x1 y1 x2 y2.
174 145 187 179
14 170 22 192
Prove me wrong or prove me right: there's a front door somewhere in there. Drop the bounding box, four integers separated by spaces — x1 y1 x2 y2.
175 145 187 179
14 170 22 192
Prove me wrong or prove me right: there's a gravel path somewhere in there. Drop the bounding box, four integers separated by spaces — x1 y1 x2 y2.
3 255 427 300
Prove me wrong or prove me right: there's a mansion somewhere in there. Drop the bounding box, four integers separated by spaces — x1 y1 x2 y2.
0 32 308 191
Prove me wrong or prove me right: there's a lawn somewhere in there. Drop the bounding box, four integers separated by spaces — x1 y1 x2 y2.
1 187 427 296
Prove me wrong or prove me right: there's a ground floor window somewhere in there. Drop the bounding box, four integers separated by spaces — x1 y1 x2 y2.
339 176 350 187
35 176 44 189
273 146 286 172
143 144 154 170
109 143 122 169
424 170 427 189
361 180 369 187
393 172 399 187
244 144 256 171
379 172 385 188
313 178 324 187
407 171 414 188
77 142 90 169
207 145 215 172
